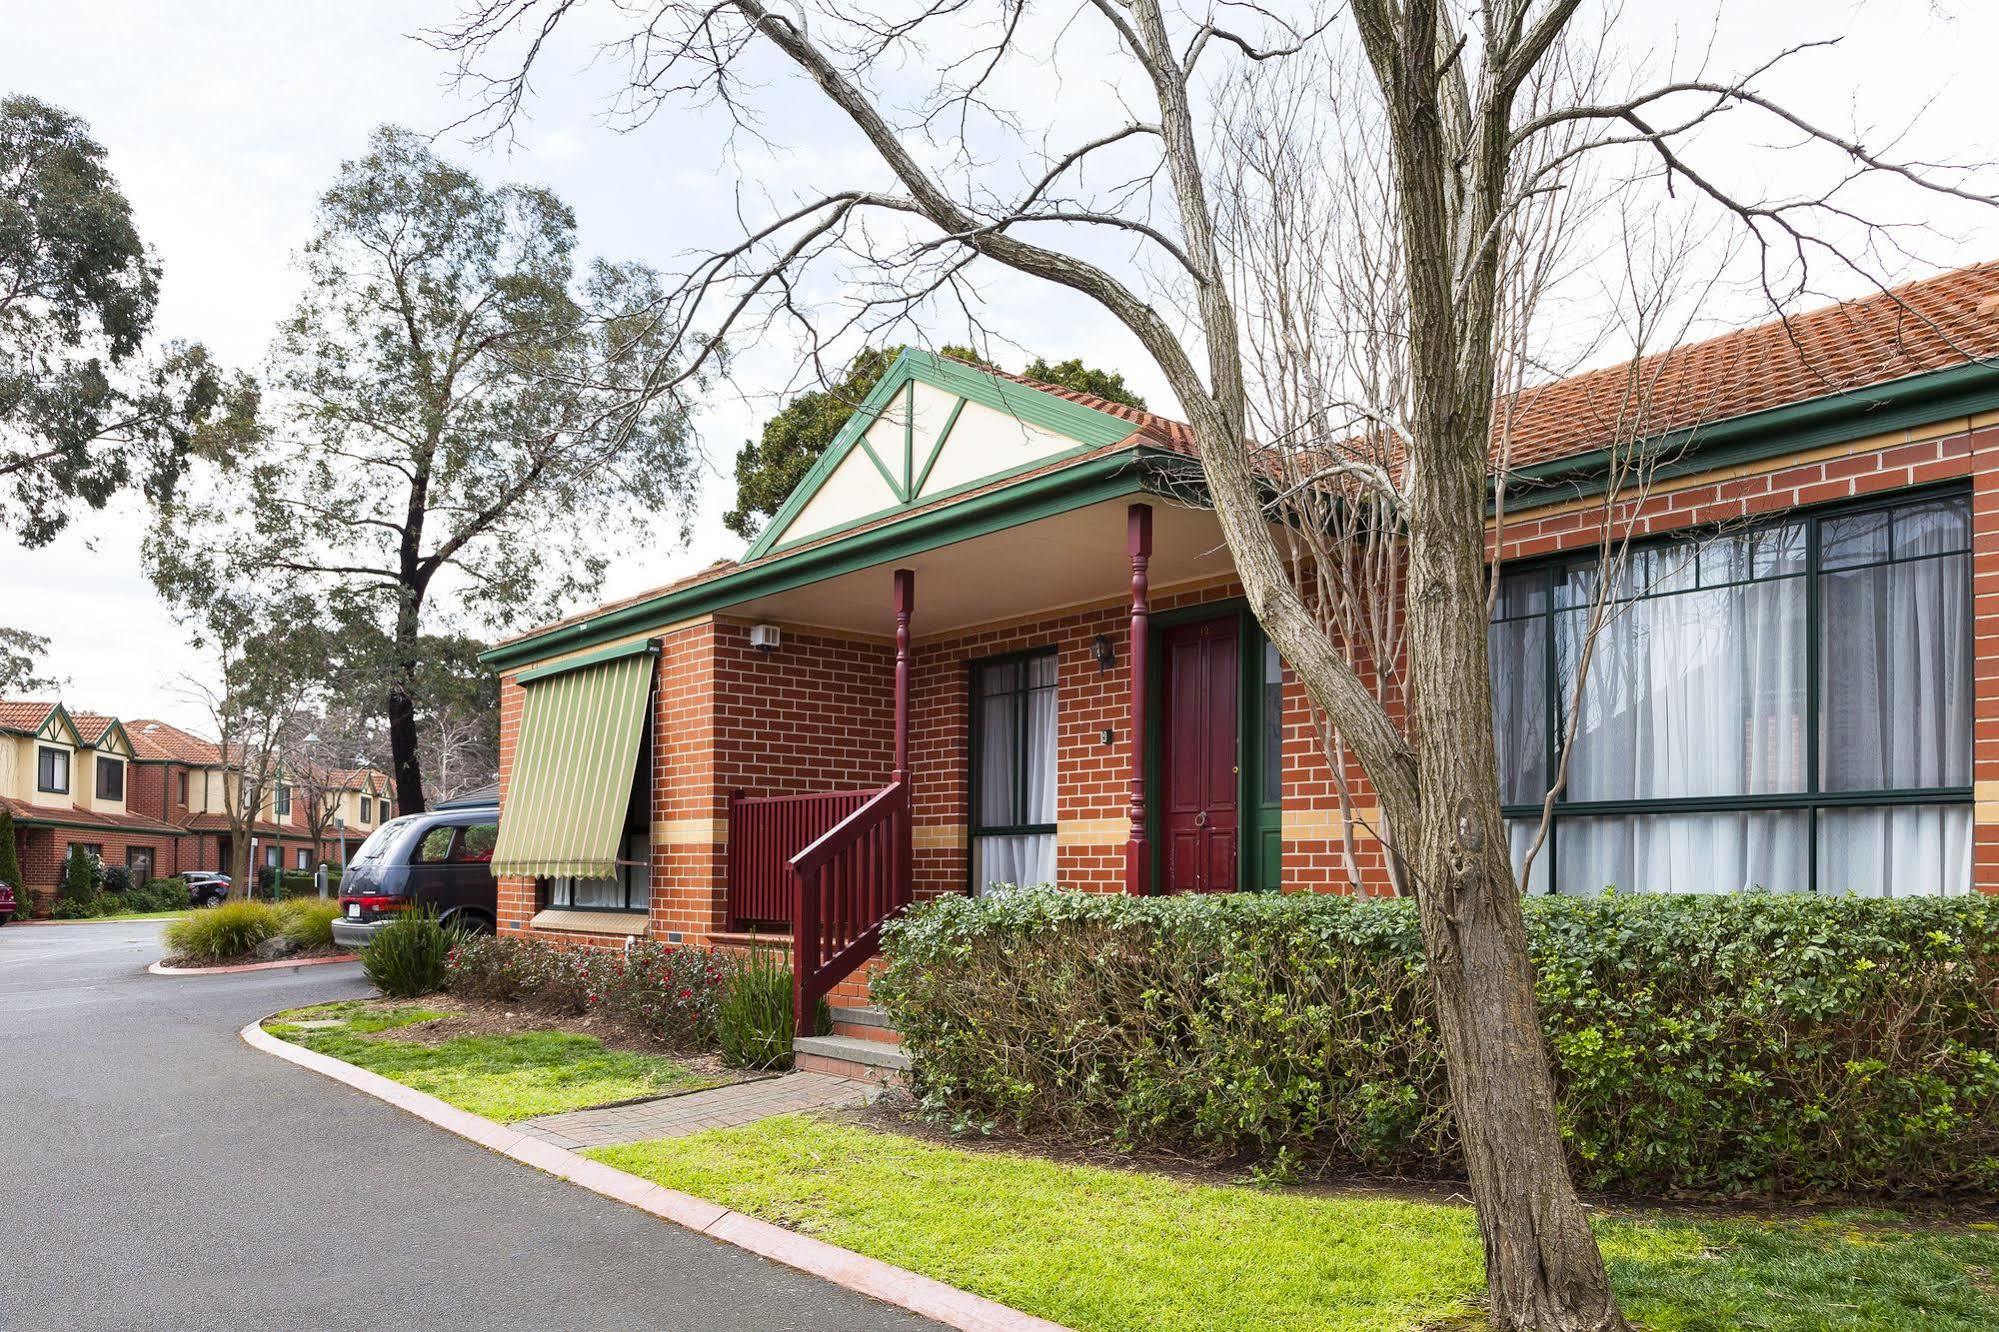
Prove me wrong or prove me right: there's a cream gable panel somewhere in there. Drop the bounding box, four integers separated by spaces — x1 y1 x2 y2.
915 392 1076 499
775 435 902 544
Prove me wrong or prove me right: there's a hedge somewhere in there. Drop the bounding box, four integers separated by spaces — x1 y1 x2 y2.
874 890 1999 1199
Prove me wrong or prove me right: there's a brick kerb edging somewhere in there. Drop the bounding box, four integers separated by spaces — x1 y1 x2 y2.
240 1019 1068 1332
149 953 360 976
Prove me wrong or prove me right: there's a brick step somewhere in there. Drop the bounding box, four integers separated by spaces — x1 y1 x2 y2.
793 1033 910 1086
829 1005 901 1045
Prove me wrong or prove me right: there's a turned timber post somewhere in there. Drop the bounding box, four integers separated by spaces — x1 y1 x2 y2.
1125 504 1152 896
892 568 915 786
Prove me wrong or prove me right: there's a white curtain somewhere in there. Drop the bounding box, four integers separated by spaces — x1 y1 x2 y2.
974 835 1056 893
1490 618 1547 805
1023 654 1057 828
1507 820 1551 895
1820 553 1971 791
972 653 1058 895
1555 811 1808 895
1560 575 1807 801
1818 805 1971 897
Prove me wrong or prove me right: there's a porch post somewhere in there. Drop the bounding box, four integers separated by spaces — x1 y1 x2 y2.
891 568 916 785
1125 503 1152 895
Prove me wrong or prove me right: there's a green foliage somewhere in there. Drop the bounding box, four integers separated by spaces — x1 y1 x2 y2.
0 806 22 894
268 1012 721 1123
724 343 1144 541
442 933 727 1049
0 627 57 697
164 899 279 961
595 1116 1999 1332
131 877 190 913
1 95 255 548
101 864 132 895
57 844 98 912
876 890 1999 1198
277 898 340 950
362 906 456 997
716 947 824 1070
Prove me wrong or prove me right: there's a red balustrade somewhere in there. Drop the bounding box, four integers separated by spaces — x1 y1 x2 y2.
725 788 876 930
790 780 911 1032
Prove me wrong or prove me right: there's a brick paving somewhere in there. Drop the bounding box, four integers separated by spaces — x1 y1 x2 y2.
515 1070 881 1149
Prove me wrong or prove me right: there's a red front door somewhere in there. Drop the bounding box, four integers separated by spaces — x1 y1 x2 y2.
1160 616 1239 893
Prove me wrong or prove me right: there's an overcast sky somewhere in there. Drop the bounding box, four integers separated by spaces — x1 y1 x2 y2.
4 0 1997 731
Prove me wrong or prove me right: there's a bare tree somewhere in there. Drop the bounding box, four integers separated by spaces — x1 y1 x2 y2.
434 4 1995 1327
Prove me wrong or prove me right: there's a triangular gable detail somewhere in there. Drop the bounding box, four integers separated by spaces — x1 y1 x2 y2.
38 704 83 747
90 719 135 757
746 349 1138 559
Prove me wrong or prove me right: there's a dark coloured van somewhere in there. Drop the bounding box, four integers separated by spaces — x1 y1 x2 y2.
330 807 499 948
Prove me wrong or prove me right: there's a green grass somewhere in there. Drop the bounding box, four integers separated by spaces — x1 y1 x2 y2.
589 1118 1999 1332
68 908 192 923
264 1005 724 1122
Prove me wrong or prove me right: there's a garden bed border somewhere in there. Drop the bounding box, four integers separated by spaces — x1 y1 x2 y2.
149 953 360 976
241 1016 1064 1332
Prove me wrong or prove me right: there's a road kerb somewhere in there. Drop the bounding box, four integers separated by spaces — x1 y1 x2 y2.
241 1018 1069 1332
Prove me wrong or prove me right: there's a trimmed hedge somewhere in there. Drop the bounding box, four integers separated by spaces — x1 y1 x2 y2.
442 934 727 1050
875 890 1999 1199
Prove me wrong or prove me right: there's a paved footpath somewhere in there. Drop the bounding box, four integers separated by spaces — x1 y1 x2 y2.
519 1071 880 1149
0 919 933 1332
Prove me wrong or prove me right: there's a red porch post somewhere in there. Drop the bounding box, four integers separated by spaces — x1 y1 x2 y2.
891 568 915 785
1125 503 1152 895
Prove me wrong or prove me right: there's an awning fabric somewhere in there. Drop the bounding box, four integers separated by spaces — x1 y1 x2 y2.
490 644 655 880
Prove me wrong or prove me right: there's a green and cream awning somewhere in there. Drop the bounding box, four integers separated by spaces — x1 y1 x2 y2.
490 641 657 880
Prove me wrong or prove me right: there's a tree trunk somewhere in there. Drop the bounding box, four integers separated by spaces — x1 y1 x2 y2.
1399 415 1628 1332
387 587 427 816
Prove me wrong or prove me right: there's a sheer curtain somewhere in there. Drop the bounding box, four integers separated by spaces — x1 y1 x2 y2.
972 654 1057 894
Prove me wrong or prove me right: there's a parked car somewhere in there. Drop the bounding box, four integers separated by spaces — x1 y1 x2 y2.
0 880 17 924
331 809 499 949
180 872 233 908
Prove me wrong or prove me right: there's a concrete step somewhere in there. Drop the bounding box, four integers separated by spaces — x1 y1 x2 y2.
829 1005 901 1044
793 1033 910 1085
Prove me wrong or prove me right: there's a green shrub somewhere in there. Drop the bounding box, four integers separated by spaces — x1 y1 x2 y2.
58 845 98 913
0 808 22 899
101 864 133 896
441 934 728 1049
717 947 825 1069
134 878 191 913
363 908 455 997
278 898 340 950
876 890 1999 1199
164 899 280 961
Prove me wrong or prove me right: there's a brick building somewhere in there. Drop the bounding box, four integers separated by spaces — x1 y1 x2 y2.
481 263 1999 1021
0 704 394 910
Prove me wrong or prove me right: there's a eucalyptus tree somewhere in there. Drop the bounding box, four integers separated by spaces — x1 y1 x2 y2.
434 3 1995 1326
151 126 699 815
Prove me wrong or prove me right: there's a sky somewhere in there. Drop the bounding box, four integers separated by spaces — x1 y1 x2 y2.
3 0 1997 730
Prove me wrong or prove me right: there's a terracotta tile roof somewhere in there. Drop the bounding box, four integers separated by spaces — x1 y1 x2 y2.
495 262 1999 657
126 719 227 766
69 712 119 746
0 797 184 838
179 812 300 837
1499 261 1999 469
0 700 58 734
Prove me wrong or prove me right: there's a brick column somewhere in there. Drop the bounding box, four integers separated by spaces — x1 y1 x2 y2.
1125 503 1152 895
1970 424 1999 895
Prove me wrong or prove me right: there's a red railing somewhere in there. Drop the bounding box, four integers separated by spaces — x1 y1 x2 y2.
725 788 876 930
791 781 911 1032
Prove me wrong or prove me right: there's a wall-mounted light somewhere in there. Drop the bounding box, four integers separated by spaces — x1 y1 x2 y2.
749 624 782 655
1091 633 1116 673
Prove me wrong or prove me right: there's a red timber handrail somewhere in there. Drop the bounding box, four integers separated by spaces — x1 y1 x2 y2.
725 788 876 930
790 779 911 1033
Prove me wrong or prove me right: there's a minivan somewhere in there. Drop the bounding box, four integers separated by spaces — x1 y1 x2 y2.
330 807 499 948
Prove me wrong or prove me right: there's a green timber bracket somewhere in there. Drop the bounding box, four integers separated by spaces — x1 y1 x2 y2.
742 348 1141 562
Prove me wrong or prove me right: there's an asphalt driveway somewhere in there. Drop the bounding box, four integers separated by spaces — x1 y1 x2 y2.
0 919 933 1331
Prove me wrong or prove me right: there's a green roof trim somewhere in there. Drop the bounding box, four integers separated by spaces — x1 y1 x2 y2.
742 348 1140 561
1504 360 1999 511
514 637 661 686
484 446 1164 673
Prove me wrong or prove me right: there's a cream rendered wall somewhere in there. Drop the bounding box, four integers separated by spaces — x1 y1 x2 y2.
21 735 75 810
913 388 1076 498
79 750 128 816
0 737 24 802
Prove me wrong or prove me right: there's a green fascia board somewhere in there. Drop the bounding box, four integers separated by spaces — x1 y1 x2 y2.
86 718 134 756
36 703 83 748
742 348 1140 562
514 636 662 686
1504 360 1999 511
484 446 1169 673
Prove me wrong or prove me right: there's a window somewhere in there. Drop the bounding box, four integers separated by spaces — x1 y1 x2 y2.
177 770 189 805
360 796 372 824
95 757 124 800
263 844 280 868
969 650 1058 893
416 825 458 863
547 829 650 912
127 847 153 881
275 785 291 817
37 746 69 794
457 823 497 863
1491 491 1971 897
296 849 310 870
1262 639 1284 799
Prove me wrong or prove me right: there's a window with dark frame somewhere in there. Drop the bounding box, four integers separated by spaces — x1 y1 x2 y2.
1489 487 1972 898
37 746 69 794
95 756 123 800
969 648 1058 894
177 770 189 806
359 796 372 824
546 829 651 912
276 785 291 817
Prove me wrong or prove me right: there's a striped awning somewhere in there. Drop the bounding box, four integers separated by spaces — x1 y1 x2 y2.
490 641 656 880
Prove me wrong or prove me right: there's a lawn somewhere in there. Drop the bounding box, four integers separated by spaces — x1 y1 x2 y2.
265 1003 727 1122
591 1117 1999 1332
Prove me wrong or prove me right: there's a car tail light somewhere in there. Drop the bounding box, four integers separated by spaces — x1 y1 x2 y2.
343 895 408 915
